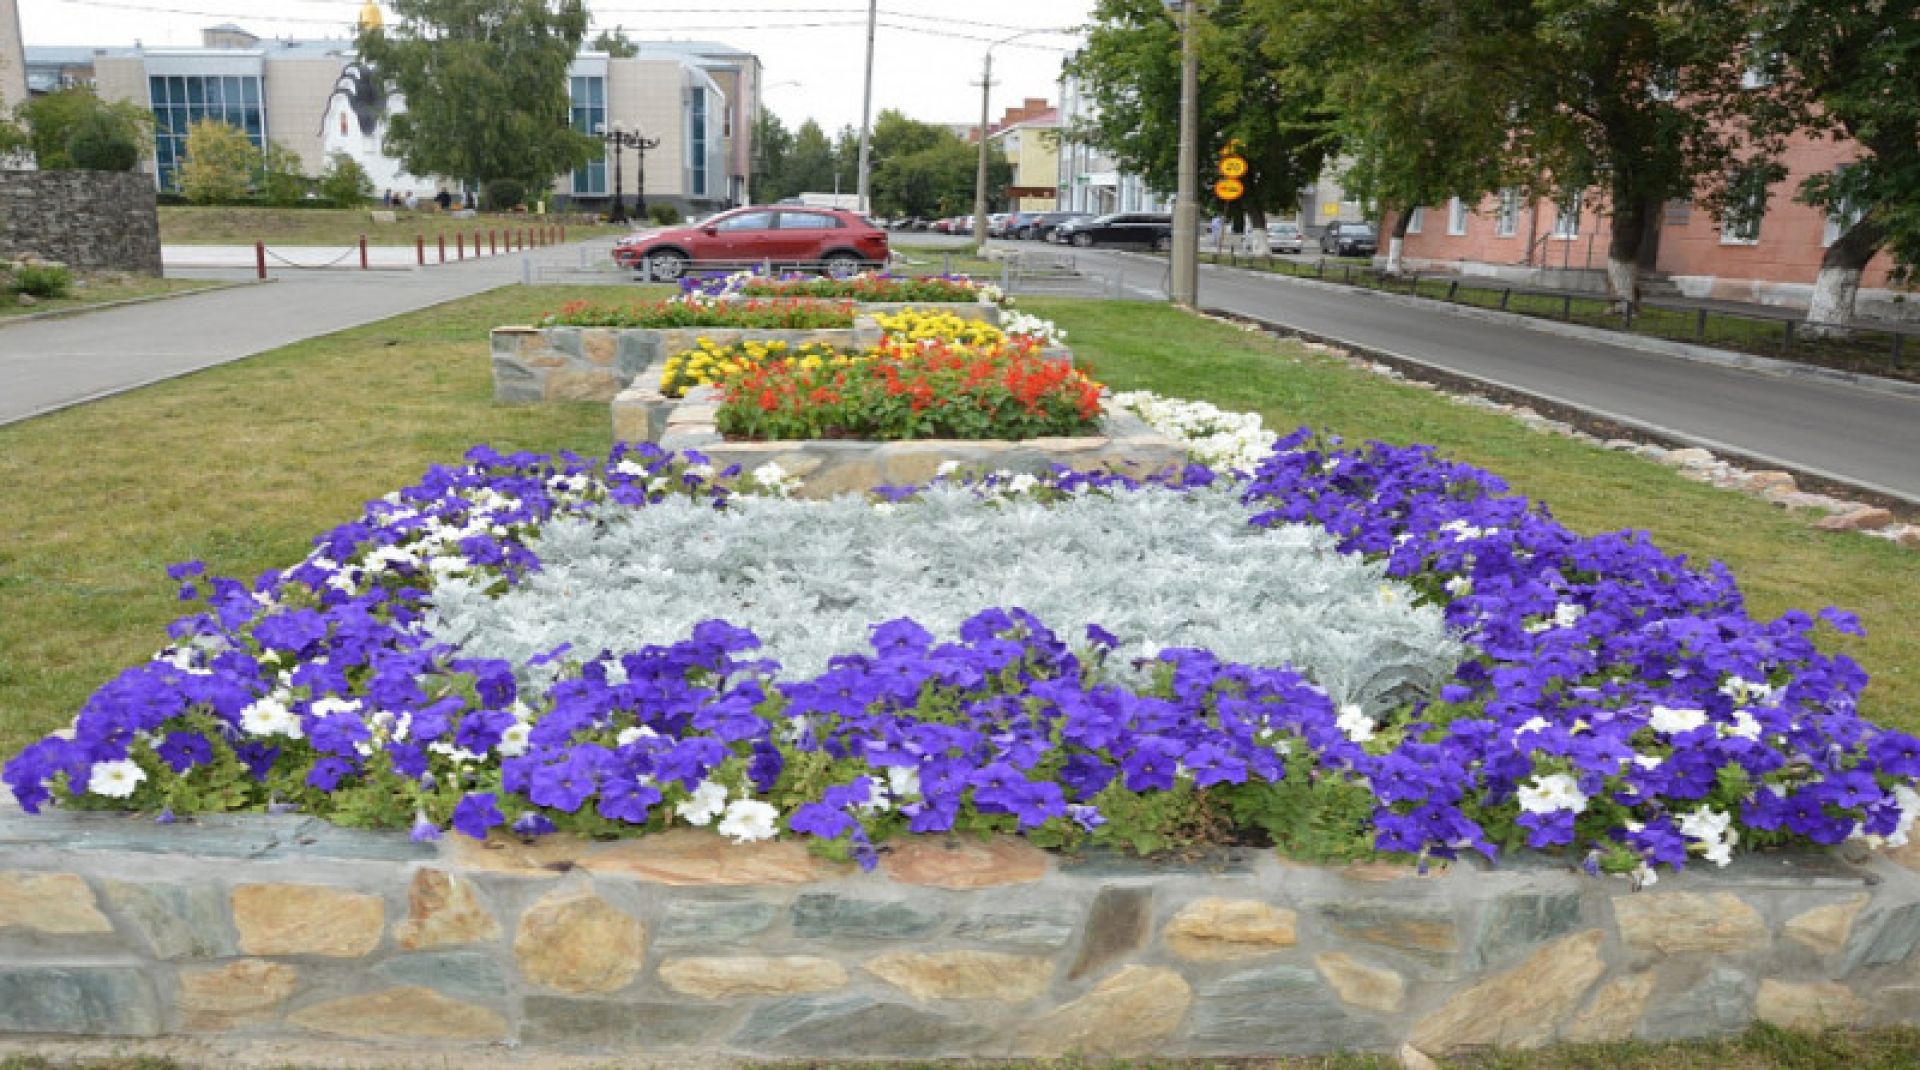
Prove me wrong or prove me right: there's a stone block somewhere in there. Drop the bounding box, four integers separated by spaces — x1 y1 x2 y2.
287 985 508 1040
1020 965 1191 1058
581 329 618 366
177 959 299 1030
0 966 162 1036
655 899 779 945
1163 897 1298 960
544 367 622 403
232 883 384 958
951 907 1079 949
865 950 1055 1002
1755 979 1865 1029
880 838 1051 889
582 829 838 884
1564 971 1657 1042
393 868 499 950
1185 963 1388 1056
376 951 510 1001
1639 964 1752 1040
659 956 850 999
514 886 646 994
1660 448 1717 468
1409 930 1607 1051
733 996 989 1056
1613 891 1767 955
1315 951 1405 1013
1316 900 1459 961
791 894 942 940
1840 901 1920 972
491 354 545 404
1783 894 1869 955
523 996 727 1049
1739 470 1797 493
1474 891 1582 965
102 881 229 960
444 830 593 875
1816 507 1895 532
1067 886 1152 980
0 872 112 934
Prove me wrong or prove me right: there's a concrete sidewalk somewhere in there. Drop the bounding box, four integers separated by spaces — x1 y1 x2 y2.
0 243 578 427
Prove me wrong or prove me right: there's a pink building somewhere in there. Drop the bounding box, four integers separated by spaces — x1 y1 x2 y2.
1384 133 1910 316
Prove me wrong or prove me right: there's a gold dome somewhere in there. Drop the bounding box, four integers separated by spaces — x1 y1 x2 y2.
357 2 384 31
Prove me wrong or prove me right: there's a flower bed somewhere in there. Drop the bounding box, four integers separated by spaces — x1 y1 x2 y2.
7 401 1917 886
540 297 857 330
683 270 1005 306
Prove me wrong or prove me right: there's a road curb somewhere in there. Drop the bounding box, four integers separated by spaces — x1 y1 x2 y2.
1130 251 1920 403
0 280 260 329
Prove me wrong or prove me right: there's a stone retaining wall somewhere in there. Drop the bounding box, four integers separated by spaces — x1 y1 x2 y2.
5 809 1919 1061
0 170 163 274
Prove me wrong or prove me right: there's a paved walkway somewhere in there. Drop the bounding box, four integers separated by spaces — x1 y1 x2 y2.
0 242 597 427
1061 246 1920 503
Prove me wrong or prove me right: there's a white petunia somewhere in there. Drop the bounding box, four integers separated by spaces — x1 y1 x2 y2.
717 798 780 843
1336 703 1377 744
1517 773 1589 814
1515 716 1551 737
885 765 922 801
498 721 532 758
87 759 147 798
240 695 303 739
1722 710 1763 741
676 780 729 826
615 725 659 747
1648 705 1708 735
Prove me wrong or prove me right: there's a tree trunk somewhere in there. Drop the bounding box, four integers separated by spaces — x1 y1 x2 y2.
1604 196 1655 312
1804 216 1888 338
1384 207 1412 275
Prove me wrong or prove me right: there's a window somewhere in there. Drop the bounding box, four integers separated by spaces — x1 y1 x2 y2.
716 210 775 231
1406 206 1424 234
1721 168 1767 245
147 74 266 190
1447 196 1468 236
1494 188 1519 237
1552 193 1582 239
689 87 708 196
569 76 607 196
778 212 839 230
1822 166 1865 247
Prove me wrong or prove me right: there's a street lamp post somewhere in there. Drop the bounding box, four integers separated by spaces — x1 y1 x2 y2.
1169 0 1200 308
972 28 1065 253
596 122 660 224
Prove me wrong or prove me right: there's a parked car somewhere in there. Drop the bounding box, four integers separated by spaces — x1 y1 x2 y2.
1266 220 1305 254
611 206 889 280
1320 221 1379 257
1056 212 1174 251
1019 211 1090 241
1002 210 1046 239
985 213 1014 238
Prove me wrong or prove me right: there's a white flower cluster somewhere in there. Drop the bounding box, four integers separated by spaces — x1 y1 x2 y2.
1517 772 1589 815
1109 391 1279 473
673 779 780 843
1001 310 1067 347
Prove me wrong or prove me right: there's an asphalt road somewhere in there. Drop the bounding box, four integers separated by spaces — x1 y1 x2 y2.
1057 246 1920 504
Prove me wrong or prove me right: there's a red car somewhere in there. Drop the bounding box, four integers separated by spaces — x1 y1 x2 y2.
612 206 889 280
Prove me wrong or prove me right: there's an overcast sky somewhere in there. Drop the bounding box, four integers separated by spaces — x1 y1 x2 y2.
20 0 1097 133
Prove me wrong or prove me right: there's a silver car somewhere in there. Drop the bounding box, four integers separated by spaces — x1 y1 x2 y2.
1266 221 1305 254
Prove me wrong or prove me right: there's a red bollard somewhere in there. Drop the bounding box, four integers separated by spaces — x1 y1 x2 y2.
255 241 266 280
457 233 465 260
559 224 567 243
416 236 425 266
490 230 498 255
437 235 446 264
358 234 368 271
475 231 482 258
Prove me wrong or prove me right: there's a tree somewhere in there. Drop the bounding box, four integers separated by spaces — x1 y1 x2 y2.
259 141 309 206
865 116 1014 218
589 26 639 57
15 88 151 170
753 109 796 202
1064 0 1337 229
319 152 376 205
64 110 143 171
177 119 256 204
783 119 839 195
1753 0 1920 334
355 0 598 194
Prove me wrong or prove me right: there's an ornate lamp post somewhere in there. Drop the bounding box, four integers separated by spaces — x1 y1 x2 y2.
596 122 660 224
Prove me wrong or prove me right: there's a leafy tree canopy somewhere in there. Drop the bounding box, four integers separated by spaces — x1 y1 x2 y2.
589 26 639 57
177 119 257 204
15 88 151 170
356 0 599 191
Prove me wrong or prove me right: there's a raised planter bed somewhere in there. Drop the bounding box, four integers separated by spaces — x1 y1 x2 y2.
3 809 1914 1060
610 375 1181 497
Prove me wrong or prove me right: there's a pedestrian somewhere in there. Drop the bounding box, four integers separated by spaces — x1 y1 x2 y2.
382 189 393 207
434 187 453 212
1208 214 1223 250
403 190 418 211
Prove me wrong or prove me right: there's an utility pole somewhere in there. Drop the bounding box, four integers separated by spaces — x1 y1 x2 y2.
972 52 996 253
854 0 877 213
1170 0 1200 308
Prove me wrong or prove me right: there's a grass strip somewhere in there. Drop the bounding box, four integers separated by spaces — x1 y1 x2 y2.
157 206 628 247
0 277 222 321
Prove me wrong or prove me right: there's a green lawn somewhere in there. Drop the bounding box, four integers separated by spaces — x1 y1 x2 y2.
157 206 629 246
0 276 223 320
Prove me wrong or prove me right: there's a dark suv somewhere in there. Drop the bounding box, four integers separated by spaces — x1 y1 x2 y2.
1319 222 1379 257
611 206 889 279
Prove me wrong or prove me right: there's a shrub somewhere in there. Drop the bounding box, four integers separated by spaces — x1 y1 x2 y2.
64 112 142 172
318 153 374 207
12 264 74 299
258 142 309 207
647 203 682 226
177 119 256 205
15 88 150 170
483 178 527 212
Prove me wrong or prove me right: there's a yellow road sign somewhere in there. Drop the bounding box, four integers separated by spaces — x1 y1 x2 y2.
1214 177 1245 201
1218 155 1248 178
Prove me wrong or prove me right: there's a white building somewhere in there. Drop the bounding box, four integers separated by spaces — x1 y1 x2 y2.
1055 61 1165 216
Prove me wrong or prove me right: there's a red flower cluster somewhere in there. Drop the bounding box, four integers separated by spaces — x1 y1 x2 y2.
715 338 1105 442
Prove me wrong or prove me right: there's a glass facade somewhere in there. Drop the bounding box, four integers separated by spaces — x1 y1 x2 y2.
570 75 607 195
689 86 707 197
148 74 265 190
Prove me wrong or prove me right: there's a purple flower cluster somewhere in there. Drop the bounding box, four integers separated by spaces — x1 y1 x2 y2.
6 426 1915 881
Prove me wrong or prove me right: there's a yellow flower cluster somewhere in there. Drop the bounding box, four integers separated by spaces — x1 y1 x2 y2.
661 338 860 396
872 308 1008 347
